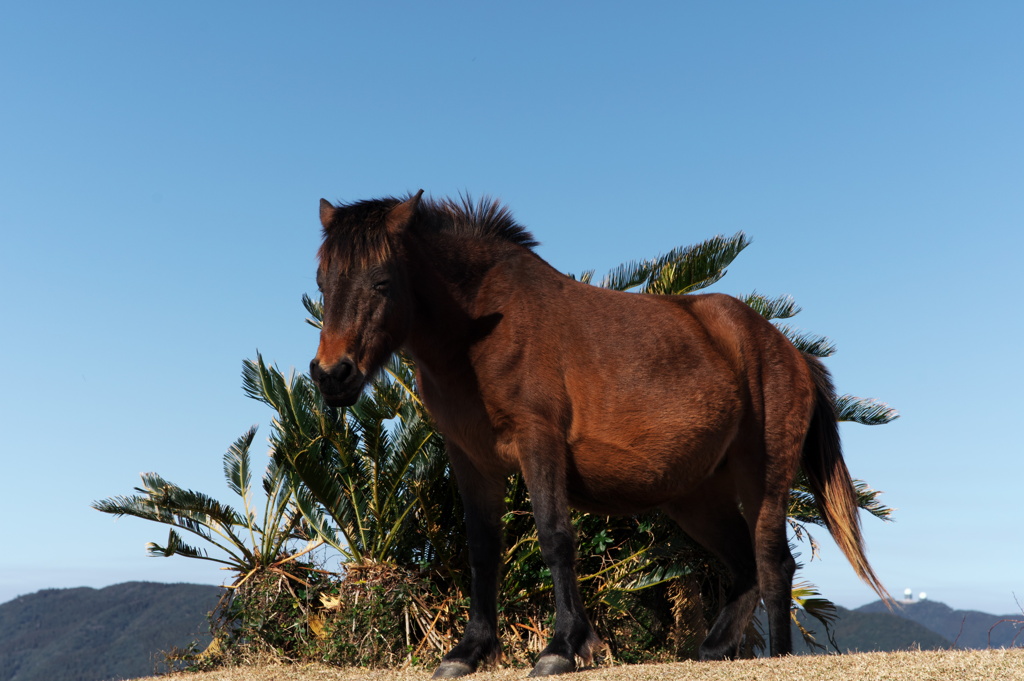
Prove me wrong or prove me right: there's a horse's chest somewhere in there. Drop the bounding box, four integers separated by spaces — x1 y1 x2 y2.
418 377 519 474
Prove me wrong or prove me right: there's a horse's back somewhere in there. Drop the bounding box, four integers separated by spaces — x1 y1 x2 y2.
546 283 787 398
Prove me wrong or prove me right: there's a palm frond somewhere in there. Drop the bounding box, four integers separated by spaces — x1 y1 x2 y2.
599 257 658 292
605 562 690 595
597 561 691 615
744 292 801 321
787 477 822 528
273 432 365 561
836 394 900 425
789 471 894 527
302 293 323 329
293 484 351 559
258 458 303 560
791 581 840 653
852 479 896 522
241 355 270 404
792 582 839 624
95 474 256 566
224 426 258 500
92 494 175 525
242 353 293 414
381 353 423 410
135 473 247 527
774 324 837 357
567 269 596 284
148 528 221 563
598 232 750 294
644 232 751 295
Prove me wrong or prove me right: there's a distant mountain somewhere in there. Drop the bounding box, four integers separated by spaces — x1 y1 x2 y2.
3 582 1019 681
790 605 952 654
0 581 222 681
858 599 1024 650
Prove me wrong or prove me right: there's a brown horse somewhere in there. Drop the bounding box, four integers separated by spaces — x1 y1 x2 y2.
310 191 889 677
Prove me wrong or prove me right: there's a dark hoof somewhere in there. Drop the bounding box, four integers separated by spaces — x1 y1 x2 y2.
433 660 476 678
529 655 576 677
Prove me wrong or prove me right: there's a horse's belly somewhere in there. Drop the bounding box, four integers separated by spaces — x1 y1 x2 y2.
564 434 728 515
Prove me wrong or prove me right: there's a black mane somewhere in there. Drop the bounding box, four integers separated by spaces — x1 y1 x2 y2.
427 195 539 250
319 193 538 268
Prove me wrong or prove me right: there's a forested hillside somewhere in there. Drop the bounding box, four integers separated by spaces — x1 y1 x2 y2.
0 582 220 681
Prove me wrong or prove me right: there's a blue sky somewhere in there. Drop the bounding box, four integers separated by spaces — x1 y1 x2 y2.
1 2 1021 617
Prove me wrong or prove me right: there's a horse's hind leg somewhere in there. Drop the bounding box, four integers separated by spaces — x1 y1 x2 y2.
752 491 797 657
664 472 759 661
748 375 814 657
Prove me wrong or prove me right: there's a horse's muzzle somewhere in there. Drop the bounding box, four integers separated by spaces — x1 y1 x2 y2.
309 357 364 407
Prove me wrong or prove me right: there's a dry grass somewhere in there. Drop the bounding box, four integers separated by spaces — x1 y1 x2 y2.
140 649 1024 681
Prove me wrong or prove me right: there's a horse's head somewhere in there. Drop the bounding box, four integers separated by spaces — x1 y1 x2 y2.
310 191 422 407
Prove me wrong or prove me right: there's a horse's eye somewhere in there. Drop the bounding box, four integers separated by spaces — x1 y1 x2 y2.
372 280 390 293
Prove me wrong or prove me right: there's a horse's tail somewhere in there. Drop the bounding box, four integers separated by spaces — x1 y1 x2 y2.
802 355 892 604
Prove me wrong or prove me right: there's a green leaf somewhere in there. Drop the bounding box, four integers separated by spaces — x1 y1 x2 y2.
567 270 596 284
608 562 690 593
224 426 258 499
645 232 751 294
836 394 900 425
598 232 750 294
302 293 323 329
774 324 837 357
150 528 205 559
792 581 840 653
744 292 801 321
851 479 896 522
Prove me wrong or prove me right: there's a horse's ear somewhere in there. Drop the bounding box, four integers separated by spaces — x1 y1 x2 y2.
319 199 336 228
385 189 424 234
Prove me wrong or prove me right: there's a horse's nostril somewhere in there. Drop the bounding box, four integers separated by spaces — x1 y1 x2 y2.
334 358 354 381
310 357 354 386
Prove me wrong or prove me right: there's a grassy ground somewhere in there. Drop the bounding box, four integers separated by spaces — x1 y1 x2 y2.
145 649 1024 681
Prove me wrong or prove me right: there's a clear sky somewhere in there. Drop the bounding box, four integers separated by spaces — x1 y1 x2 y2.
1 3 1022 616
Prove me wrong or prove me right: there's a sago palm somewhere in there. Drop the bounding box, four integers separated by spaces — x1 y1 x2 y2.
283 297 463 572
92 426 315 584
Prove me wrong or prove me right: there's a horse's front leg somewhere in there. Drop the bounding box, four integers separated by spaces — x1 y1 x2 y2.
521 443 601 677
434 445 505 678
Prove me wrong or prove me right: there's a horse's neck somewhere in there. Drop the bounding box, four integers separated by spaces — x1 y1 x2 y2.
403 232 534 368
